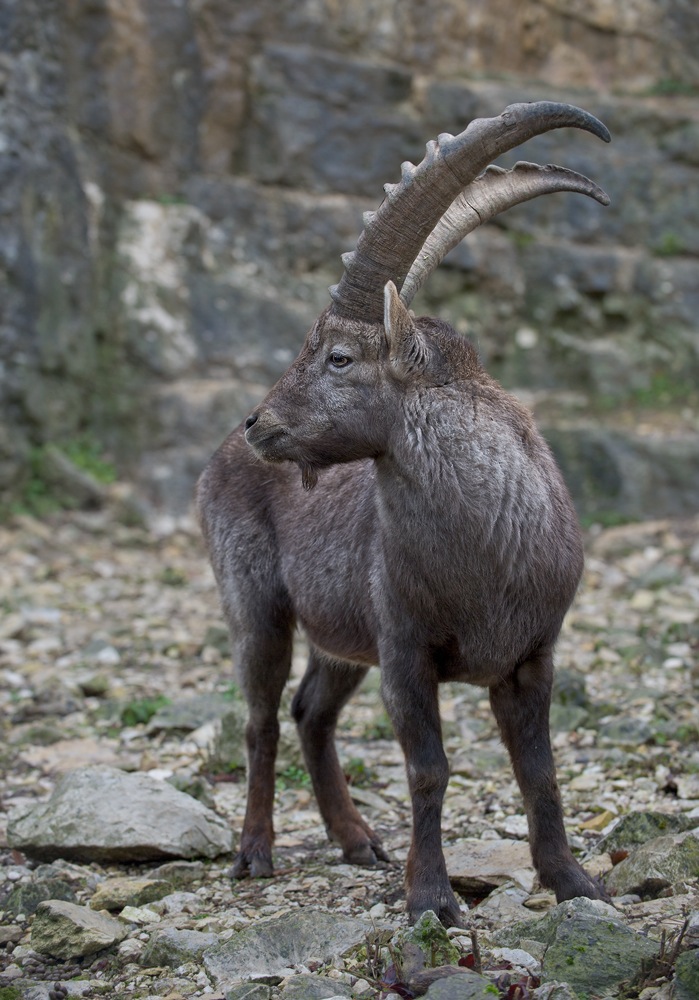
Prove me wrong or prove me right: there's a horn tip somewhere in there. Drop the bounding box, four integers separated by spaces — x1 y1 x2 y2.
503 100 611 144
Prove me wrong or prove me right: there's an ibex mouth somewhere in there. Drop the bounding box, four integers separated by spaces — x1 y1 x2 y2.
246 425 320 488
244 419 291 462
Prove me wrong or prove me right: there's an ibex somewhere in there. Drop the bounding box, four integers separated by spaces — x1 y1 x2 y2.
197 102 611 926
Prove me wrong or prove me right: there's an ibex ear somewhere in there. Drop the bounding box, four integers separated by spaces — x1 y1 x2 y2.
383 281 427 378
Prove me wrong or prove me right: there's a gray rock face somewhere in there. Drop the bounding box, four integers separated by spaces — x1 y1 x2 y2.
7 765 233 862
247 44 419 197
31 899 127 959
202 910 373 988
3 1 699 522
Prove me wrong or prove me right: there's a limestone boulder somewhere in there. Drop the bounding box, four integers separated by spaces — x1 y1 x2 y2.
7 765 233 862
31 900 127 959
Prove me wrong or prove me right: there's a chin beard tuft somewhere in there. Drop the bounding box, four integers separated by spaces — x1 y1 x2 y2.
299 462 319 491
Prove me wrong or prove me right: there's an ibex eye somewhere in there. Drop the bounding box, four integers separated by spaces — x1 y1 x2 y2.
328 351 352 368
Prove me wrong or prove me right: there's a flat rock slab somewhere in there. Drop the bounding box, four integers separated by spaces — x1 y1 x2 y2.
471 884 542 925
203 910 373 987
542 909 657 994
444 838 535 894
423 969 502 999
597 810 695 855
497 897 659 997
89 876 172 911
226 985 275 1000
7 765 233 862
279 973 353 998
4 875 77 916
146 693 244 734
605 829 699 897
141 927 219 967
31 899 127 958
19 736 124 774
675 948 699 1000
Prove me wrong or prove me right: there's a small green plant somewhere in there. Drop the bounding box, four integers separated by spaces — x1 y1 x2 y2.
158 566 188 587
594 370 698 415
508 229 536 249
156 193 188 205
344 756 376 786
221 682 242 701
645 78 699 97
6 436 117 520
363 711 394 740
276 765 311 790
653 231 686 257
120 695 170 727
11 446 63 518
579 510 634 530
673 724 699 746
62 435 117 483
631 371 696 408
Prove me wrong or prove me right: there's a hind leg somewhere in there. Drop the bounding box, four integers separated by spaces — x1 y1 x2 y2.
230 620 293 879
292 650 389 865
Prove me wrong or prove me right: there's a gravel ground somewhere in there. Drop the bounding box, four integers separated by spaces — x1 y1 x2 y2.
0 507 698 998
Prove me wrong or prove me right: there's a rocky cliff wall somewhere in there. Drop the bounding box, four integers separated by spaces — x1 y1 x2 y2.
1 0 698 523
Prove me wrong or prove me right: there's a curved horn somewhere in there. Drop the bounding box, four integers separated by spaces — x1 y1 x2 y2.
329 102 610 323
400 161 611 307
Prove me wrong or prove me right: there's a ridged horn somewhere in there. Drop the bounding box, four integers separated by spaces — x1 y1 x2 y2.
400 162 610 306
329 102 610 323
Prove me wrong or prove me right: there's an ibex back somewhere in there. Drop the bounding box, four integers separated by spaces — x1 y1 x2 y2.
197 102 611 926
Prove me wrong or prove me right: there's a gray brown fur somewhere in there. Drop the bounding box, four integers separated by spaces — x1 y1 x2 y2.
196 103 610 926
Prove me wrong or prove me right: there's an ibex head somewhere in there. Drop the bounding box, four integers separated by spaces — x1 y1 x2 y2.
245 102 610 487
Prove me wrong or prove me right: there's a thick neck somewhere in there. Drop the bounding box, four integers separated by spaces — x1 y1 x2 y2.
373 386 557 569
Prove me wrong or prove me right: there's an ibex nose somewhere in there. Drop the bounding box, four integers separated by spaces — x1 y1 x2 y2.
245 412 259 431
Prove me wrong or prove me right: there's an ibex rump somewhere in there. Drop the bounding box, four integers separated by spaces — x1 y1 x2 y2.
197 102 611 926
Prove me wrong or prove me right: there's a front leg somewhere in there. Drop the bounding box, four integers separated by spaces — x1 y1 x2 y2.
230 626 293 880
489 650 605 902
381 649 463 927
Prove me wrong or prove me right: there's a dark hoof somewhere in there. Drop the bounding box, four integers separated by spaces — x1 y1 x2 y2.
408 891 464 928
343 839 391 867
553 866 610 904
229 852 274 880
